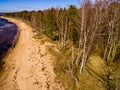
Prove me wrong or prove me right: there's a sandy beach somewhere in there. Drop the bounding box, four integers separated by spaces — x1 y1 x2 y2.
0 17 64 90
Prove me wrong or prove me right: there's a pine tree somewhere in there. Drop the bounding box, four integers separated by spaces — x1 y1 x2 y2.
68 5 79 44
45 8 58 40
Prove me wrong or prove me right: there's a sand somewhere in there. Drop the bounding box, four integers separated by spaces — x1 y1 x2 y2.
0 17 64 90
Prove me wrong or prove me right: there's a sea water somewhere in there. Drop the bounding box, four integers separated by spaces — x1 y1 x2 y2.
0 18 18 60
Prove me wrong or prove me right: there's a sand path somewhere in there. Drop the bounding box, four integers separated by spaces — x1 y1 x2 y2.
0 18 64 90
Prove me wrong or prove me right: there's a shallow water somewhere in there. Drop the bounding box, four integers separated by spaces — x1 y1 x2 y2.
0 18 18 60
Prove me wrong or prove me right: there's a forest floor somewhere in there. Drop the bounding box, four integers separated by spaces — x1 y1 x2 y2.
0 17 64 90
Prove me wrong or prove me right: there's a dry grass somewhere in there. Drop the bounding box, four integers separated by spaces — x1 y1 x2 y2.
47 41 116 90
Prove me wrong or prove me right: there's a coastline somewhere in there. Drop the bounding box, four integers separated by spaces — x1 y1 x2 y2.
2 16 20 48
0 17 64 90
0 17 19 67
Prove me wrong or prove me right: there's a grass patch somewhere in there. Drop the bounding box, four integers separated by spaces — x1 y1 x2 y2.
33 33 42 39
47 45 78 90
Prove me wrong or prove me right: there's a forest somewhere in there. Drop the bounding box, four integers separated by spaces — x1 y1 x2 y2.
5 0 120 90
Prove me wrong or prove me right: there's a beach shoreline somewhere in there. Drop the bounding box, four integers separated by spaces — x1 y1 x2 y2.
0 17 64 90
0 17 19 64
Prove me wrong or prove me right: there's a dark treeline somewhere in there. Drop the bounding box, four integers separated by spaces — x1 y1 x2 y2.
5 0 120 90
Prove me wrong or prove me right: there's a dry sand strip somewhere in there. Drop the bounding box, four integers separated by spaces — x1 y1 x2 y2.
0 17 64 90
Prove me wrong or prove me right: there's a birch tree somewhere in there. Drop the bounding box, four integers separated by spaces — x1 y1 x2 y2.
76 0 108 74
56 8 68 49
